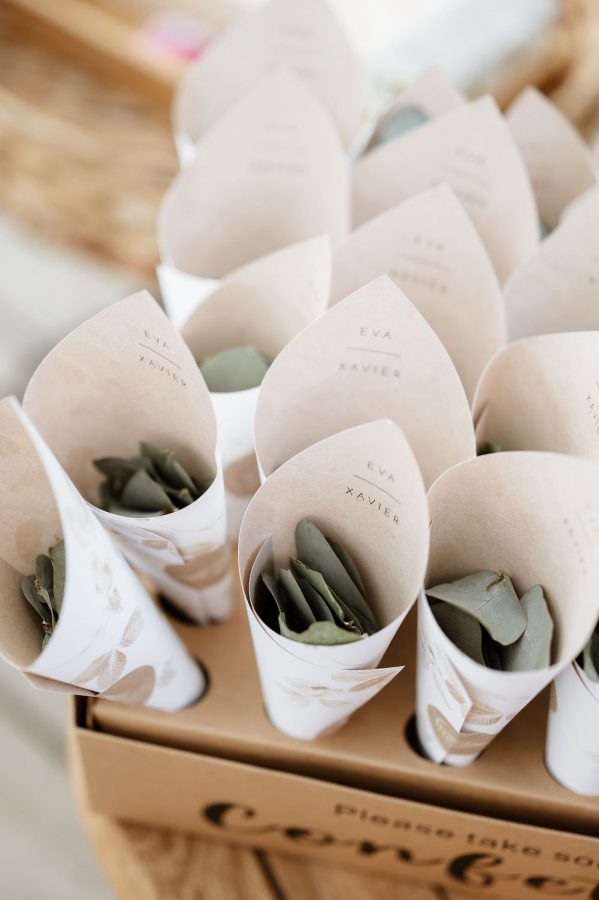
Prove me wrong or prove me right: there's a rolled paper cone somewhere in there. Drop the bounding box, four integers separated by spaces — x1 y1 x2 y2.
545 661 599 797
255 275 475 489
159 68 349 283
0 398 204 711
239 419 430 739
352 96 538 284
181 236 331 539
416 452 599 766
560 182 599 225
23 291 232 625
473 331 599 457
331 184 506 401
504 190 599 340
173 0 364 158
156 265 220 330
506 86 598 231
365 66 465 152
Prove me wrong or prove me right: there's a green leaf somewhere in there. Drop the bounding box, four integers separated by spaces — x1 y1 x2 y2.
278 615 365 645
481 631 503 670
298 578 335 623
20 574 47 621
582 627 599 683
260 572 284 614
430 600 485 665
93 457 140 486
139 442 198 496
294 521 377 630
120 468 174 513
290 560 367 635
328 540 366 596
279 570 316 630
49 540 66 616
199 347 270 393
477 442 503 456
427 570 526 646
377 104 429 143
501 584 553 672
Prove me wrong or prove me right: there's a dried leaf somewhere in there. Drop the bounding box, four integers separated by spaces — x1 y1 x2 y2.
139 442 198 496
430 600 485 665
290 560 367 635
501 584 553 671
427 570 526 646
298 577 335 623
295 521 377 630
278 616 365 645
279 569 316 630
120 468 174 513
49 540 66 616
20 574 48 621
199 346 270 393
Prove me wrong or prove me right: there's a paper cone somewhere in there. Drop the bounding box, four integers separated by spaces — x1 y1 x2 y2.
366 67 465 152
416 452 599 765
181 236 331 538
173 0 364 162
473 331 599 457
504 189 599 340
255 275 475 488
545 659 599 796
238 419 429 739
0 399 203 711
22 291 232 625
561 182 599 225
352 96 538 284
159 68 349 292
331 184 505 400
506 87 598 231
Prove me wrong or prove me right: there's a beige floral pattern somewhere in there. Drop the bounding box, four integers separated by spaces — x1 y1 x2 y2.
165 544 229 590
428 705 494 756
281 672 394 708
75 608 146 698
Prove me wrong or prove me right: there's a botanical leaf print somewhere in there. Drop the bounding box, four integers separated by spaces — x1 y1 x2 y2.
96 649 127 692
165 544 229 589
101 666 156 705
120 609 143 647
76 651 112 683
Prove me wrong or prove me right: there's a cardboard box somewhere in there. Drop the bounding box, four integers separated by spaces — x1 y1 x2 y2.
73 580 599 899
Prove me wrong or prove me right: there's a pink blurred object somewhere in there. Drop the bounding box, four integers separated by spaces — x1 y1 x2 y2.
138 11 215 62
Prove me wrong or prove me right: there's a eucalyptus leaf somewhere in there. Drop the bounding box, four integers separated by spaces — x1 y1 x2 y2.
431 601 485 665
93 457 140 485
199 347 270 393
298 578 335 622
295 521 376 629
261 572 284 614
278 615 365 645
279 569 316 630
120 468 174 513
501 584 553 672
481 630 503 671
21 574 48 621
290 560 366 635
49 540 66 615
427 570 526 646
139 442 198 496
477 442 503 455
582 627 599 683
328 540 367 596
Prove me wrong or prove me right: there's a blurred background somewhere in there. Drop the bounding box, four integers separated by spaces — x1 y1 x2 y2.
0 0 598 897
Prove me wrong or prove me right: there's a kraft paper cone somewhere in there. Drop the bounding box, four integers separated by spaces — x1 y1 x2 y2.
157 266 220 331
331 184 505 400
352 96 538 284
366 67 465 151
181 236 331 539
173 0 364 163
0 399 203 711
416 452 599 766
473 331 599 457
255 276 475 489
238 420 429 739
23 291 232 625
159 68 349 285
507 87 598 231
504 189 599 340
545 659 599 796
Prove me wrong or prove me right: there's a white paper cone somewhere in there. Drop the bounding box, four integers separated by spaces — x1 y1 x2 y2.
156 263 220 330
506 86 598 231
473 331 599 457
181 236 331 539
352 96 538 284
255 275 475 488
239 419 430 739
0 398 203 711
160 68 348 281
416 452 599 766
331 184 505 400
504 189 599 340
173 0 364 155
365 66 465 152
22 291 232 625
545 661 599 796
